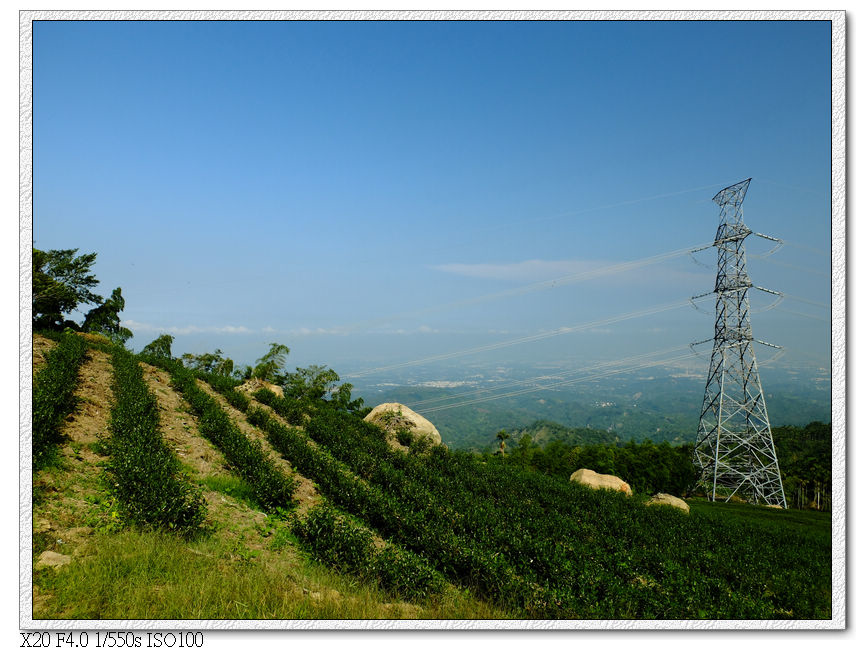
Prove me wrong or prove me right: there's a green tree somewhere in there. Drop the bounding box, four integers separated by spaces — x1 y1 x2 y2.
181 349 234 376
141 334 174 359
252 343 290 383
33 248 102 330
285 364 364 411
233 365 254 381
82 287 133 345
285 364 341 401
496 429 510 455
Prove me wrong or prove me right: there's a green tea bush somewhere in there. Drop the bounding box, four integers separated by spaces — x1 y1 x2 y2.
293 503 446 602
371 543 447 602
292 503 375 574
32 332 88 470
253 388 306 426
107 348 206 535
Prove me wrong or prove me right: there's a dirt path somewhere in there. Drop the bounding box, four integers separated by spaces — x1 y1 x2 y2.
140 364 231 480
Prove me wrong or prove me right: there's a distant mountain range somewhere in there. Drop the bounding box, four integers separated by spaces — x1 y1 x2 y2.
355 363 830 450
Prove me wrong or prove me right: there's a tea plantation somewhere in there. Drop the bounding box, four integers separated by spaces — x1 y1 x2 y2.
32 334 832 620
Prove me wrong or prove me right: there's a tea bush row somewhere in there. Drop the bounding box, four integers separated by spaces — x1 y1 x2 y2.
32 332 88 470
158 360 297 513
292 503 446 602
106 348 206 535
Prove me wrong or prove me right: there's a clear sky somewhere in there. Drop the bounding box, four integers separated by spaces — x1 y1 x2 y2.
32 19 832 377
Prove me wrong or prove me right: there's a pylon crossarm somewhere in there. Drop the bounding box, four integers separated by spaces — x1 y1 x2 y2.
751 231 782 244
752 285 782 296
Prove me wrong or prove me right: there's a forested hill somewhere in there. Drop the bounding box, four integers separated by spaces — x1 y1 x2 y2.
494 420 832 511
365 373 830 451
509 419 619 447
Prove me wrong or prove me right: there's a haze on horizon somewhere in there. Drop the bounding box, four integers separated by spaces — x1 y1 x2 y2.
32 19 831 382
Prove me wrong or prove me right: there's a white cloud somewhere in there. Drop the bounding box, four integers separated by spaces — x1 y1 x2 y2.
122 320 253 336
288 326 350 337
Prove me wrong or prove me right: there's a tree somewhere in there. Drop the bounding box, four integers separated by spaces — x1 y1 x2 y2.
496 429 511 455
252 343 290 383
141 334 175 359
33 248 102 330
233 365 254 381
285 364 341 401
284 364 364 411
181 349 234 376
82 287 133 345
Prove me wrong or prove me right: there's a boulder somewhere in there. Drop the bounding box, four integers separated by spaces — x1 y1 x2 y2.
37 551 71 569
363 403 442 446
646 493 690 513
569 468 632 496
237 377 284 399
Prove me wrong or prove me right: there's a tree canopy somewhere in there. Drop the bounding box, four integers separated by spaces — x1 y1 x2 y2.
181 349 235 377
82 286 133 344
141 334 175 359
252 343 291 383
33 247 131 343
33 248 102 330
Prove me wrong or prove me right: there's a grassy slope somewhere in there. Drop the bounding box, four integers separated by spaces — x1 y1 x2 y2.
31 335 504 620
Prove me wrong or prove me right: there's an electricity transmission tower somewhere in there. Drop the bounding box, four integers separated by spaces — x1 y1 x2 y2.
691 178 787 508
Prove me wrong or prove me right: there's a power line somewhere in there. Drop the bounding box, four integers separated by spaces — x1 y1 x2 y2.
345 297 703 379
415 350 697 414
782 239 831 258
751 255 830 278
774 307 830 323
337 241 712 335
407 344 691 409
784 294 830 310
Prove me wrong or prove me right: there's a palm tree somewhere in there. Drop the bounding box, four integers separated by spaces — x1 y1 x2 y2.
496 429 511 455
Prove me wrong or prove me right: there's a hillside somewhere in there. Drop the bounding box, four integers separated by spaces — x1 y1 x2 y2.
30 333 832 621
367 370 831 451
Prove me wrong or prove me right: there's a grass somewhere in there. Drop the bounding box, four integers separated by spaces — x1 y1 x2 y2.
33 528 509 620
200 475 261 511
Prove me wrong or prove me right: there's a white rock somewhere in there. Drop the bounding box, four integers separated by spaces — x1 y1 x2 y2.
569 468 632 496
646 493 690 513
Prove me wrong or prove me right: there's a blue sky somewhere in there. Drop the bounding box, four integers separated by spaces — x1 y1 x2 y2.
32 19 832 376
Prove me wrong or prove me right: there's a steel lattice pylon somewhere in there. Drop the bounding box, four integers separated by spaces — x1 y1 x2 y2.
692 178 787 508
